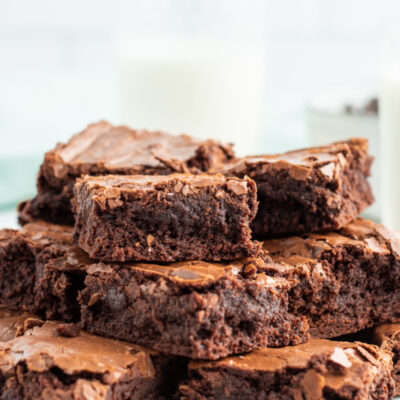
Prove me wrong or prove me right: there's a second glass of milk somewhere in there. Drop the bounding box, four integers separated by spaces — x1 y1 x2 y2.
380 24 400 230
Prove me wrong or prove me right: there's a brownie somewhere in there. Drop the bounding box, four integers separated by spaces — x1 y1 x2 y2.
0 222 308 359
73 174 260 262
0 222 72 313
179 338 394 400
18 121 234 225
373 324 400 395
218 138 373 237
262 218 400 338
0 319 185 399
50 249 307 359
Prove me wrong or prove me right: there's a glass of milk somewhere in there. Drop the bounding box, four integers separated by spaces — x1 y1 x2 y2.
116 1 267 157
380 24 400 230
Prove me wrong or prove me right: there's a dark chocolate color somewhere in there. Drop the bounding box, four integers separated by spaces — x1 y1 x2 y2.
262 218 400 338
0 222 307 360
18 121 234 225
180 338 394 399
73 173 260 262
0 222 72 314
65 250 308 359
218 138 374 237
0 316 185 399
373 324 400 396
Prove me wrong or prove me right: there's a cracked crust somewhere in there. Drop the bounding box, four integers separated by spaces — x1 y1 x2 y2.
180 338 395 399
72 173 260 262
262 218 400 337
0 315 186 399
218 138 374 237
18 121 234 225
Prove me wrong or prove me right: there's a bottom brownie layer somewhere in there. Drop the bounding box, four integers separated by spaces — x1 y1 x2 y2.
0 314 185 400
179 339 394 400
4 219 400 359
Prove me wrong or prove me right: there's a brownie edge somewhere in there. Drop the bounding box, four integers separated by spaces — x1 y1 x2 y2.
179 339 394 400
18 121 234 225
73 173 260 262
219 138 374 238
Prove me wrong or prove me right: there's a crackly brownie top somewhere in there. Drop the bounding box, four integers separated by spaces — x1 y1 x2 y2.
46 121 233 177
0 320 155 382
76 173 254 197
0 309 36 342
189 338 392 394
218 138 370 180
21 221 73 245
48 247 290 289
0 221 72 248
262 218 400 271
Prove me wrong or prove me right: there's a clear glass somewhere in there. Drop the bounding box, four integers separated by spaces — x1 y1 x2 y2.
117 0 267 156
380 23 400 230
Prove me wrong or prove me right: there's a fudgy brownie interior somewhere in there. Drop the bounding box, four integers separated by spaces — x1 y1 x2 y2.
263 218 400 337
73 174 260 262
218 138 373 237
179 338 394 399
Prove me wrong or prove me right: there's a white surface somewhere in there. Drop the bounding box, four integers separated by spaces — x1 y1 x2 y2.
0 210 18 230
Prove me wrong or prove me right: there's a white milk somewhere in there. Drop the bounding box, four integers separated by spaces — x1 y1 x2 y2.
380 25 400 230
380 79 400 230
117 36 266 156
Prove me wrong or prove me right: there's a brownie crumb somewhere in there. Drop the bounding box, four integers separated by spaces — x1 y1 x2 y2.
56 323 80 338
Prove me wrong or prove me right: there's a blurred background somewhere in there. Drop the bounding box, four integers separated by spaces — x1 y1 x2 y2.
0 0 399 229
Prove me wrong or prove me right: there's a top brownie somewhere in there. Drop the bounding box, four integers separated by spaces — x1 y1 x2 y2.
73 173 260 262
218 138 374 237
18 121 234 225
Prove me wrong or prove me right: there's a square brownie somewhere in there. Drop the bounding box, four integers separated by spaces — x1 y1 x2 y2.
262 218 400 338
18 121 234 225
46 249 308 360
73 174 260 262
218 138 373 237
0 318 185 399
0 223 308 359
179 338 394 399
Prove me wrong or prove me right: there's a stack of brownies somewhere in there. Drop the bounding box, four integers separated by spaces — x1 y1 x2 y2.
0 120 399 399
